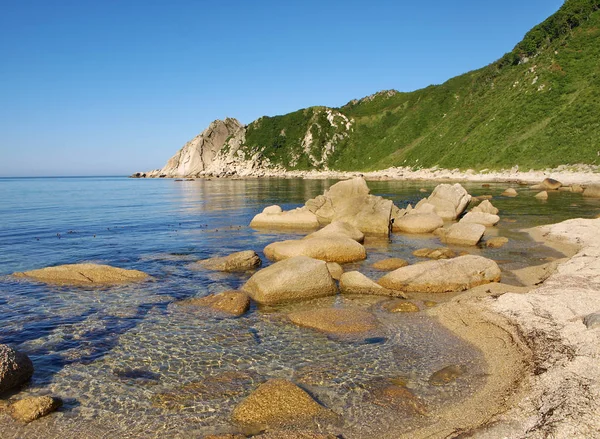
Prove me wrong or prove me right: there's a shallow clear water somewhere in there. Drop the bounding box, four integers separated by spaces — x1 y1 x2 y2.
0 177 598 438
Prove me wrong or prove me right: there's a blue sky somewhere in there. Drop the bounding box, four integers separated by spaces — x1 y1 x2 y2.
0 0 564 176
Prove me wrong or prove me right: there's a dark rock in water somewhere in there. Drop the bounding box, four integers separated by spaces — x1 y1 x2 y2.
9 396 62 423
428 365 465 386
0 344 34 394
113 367 161 384
583 313 600 329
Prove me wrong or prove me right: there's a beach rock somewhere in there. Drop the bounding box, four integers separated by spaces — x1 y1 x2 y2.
428 365 465 386
485 237 509 248
339 271 405 298
501 188 518 197
435 223 486 246
382 300 420 313
378 255 501 293
393 213 443 234
13 263 148 285
424 183 472 220
264 237 366 263
242 256 337 305
583 313 600 329
0 344 34 394
194 250 261 272
459 212 500 227
571 184 584 193
263 205 283 215
535 191 549 200
250 207 320 230
364 379 427 415
9 396 62 423
471 199 499 215
583 185 600 198
251 432 339 439
412 247 456 260
541 178 562 190
326 262 344 280
175 291 250 316
231 379 334 429
304 177 393 235
288 307 378 334
372 258 409 270
203 435 246 439
305 221 364 243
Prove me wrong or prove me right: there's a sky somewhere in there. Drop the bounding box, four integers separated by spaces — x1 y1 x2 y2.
0 0 564 177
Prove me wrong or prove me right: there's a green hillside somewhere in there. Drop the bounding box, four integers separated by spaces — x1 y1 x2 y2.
244 0 600 171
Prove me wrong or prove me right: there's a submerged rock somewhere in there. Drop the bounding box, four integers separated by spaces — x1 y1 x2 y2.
13 263 148 285
378 255 501 293
485 237 509 248
231 379 335 430
243 256 337 305
412 247 456 260
382 300 420 313
0 344 34 394
264 237 366 263
9 396 62 423
288 307 379 334
435 223 486 246
501 188 518 197
175 291 250 316
339 271 406 298
194 250 262 272
363 378 427 415
393 213 443 234
372 258 409 270
535 191 549 200
428 365 465 386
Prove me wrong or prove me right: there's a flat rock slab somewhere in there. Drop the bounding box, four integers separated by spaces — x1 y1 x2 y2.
250 207 320 230
9 396 62 423
288 307 378 334
14 263 148 285
264 237 366 263
175 291 250 316
243 256 337 305
413 247 456 260
394 213 443 234
339 271 406 298
232 379 335 430
435 223 486 246
0 344 34 394
378 255 501 293
193 250 261 272
460 212 500 227
372 258 409 270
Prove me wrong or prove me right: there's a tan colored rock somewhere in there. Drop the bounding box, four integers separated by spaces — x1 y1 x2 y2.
231 379 334 429
372 258 409 270
252 432 339 439
583 185 600 198
305 221 364 243
412 247 456 260
250 207 320 230
175 291 250 316
326 262 343 280
541 178 562 190
393 213 443 234
428 365 465 386
264 237 366 263
263 205 283 215
242 256 337 305
460 212 500 227
9 396 62 423
0 344 34 394
435 223 486 246
471 199 499 215
383 300 420 313
203 435 246 439
288 308 378 334
501 188 518 197
485 237 509 248
377 255 501 293
571 184 584 193
424 183 472 220
339 271 406 298
364 379 427 415
194 250 261 272
14 263 148 285
535 191 549 200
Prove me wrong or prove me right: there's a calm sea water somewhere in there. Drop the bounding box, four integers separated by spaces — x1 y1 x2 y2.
1 176 598 438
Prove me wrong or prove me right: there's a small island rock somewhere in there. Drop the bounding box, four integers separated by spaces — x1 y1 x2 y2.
0 344 34 394
14 263 148 285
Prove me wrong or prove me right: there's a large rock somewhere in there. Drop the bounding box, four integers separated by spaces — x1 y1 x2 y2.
393 213 443 234
412 247 456 260
459 212 500 227
193 250 261 272
0 344 34 394
9 396 62 423
175 291 250 316
378 255 501 293
242 256 337 305
501 188 518 197
250 206 320 230
264 237 366 263
326 262 344 280
232 379 334 429
288 307 378 334
583 185 600 198
423 183 471 220
372 258 409 270
471 199 499 215
13 263 148 285
305 221 364 243
540 178 562 190
339 271 406 298
435 223 486 246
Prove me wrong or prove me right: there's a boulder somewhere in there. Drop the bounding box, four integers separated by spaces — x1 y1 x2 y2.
459 212 500 227
471 200 499 215
242 257 337 305
9 396 62 423
571 184 584 193
393 213 443 234
412 247 456 260
435 223 486 246
377 255 501 293
382 300 420 313
288 308 378 334
305 221 364 243
326 262 343 280
485 237 509 248
363 378 427 415
250 207 320 230
423 183 471 220
194 250 261 272
541 178 562 190
583 185 600 198
583 313 600 329
175 291 250 316
232 379 334 429
501 188 518 197
372 258 409 271
13 263 148 285
0 344 34 394
428 365 465 386
339 271 406 298
264 237 366 263
535 191 549 200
